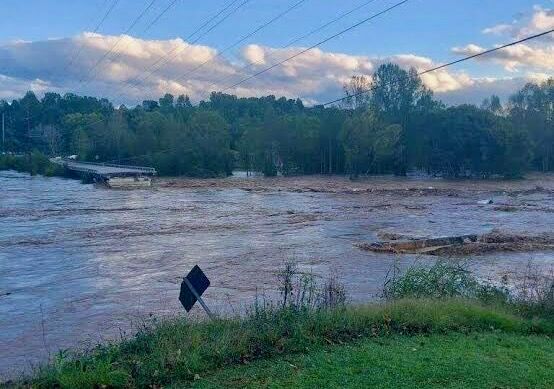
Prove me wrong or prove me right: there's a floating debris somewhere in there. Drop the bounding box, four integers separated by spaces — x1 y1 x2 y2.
358 231 554 256
478 199 494 205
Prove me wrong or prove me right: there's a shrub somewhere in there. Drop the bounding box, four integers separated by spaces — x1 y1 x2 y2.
0 151 64 176
511 265 554 319
383 260 553 319
275 259 346 310
17 262 554 388
383 261 508 301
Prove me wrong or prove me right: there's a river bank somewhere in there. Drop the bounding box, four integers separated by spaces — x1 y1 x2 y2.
11 300 554 388
1 171 554 379
193 332 554 388
157 172 554 194
10 260 553 388
0 153 64 177
7 257 554 387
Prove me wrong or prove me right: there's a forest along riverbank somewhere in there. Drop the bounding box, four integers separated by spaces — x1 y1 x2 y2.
1 171 554 378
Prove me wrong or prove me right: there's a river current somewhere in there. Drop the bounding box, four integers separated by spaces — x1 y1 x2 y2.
1 170 554 377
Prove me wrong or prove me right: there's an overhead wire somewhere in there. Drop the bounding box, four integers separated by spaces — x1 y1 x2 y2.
111 0 249 101
63 0 121 72
57 0 253 128
104 28 554 164
219 0 409 94
77 0 158 87
48 7 554 163
204 0 379 96
99 0 183 70
322 28 554 106
170 0 309 88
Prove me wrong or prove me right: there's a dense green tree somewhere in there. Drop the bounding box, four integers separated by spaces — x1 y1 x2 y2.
1 68 551 179
508 79 554 171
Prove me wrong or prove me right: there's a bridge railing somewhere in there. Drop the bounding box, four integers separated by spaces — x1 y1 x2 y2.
61 159 157 174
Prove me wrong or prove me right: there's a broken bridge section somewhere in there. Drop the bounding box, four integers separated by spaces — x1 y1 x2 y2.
51 158 157 188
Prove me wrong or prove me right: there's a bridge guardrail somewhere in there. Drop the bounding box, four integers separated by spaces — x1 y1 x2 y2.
59 159 157 174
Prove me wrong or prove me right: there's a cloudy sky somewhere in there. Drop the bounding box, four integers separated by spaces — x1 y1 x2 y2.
0 0 552 106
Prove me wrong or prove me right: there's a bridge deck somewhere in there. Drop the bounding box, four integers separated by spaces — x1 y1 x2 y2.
52 159 157 177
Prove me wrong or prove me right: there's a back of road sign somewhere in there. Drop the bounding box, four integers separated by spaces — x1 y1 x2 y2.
179 265 210 312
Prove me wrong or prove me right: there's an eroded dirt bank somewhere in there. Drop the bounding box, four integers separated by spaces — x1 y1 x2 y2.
157 173 554 195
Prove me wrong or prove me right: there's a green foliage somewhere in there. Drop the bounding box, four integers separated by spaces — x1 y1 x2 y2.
23 298 553 388
340 110 379 177
0 152 64 176
383 261 508 303
383 261 553 321
192 333 554 388
509 79 554 172
0 68 552 178
20 260 554 388
274 260 347 310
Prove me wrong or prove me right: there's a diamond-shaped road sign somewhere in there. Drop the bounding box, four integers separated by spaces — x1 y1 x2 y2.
179 265 212 317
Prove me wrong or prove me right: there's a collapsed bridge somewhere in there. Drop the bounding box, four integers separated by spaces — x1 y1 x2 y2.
51 158 157 188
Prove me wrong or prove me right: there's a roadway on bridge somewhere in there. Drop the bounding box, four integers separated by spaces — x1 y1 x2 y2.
51 159 156 177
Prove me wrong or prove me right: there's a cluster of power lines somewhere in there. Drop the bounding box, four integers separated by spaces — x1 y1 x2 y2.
23 0 554 133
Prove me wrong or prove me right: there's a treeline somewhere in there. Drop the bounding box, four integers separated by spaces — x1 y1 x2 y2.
1 63 552 178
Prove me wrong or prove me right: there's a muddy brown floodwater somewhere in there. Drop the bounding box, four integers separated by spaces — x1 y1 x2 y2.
1 171 554 378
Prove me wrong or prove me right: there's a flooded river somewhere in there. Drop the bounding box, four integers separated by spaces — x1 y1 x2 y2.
1 170 554 377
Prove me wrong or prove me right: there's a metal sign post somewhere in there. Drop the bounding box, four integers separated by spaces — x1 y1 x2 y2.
183 277 214 320
179 265 215 320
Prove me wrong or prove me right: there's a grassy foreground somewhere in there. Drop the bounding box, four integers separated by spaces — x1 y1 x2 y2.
13 298 554 388
192 333 554 388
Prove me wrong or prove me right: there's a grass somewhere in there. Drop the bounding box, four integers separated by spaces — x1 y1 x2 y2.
14 298 554 388
383 261 554 320
8 262 554 388
192 333 554 388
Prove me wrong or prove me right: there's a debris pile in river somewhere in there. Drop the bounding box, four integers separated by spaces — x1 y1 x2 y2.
358 230 554 256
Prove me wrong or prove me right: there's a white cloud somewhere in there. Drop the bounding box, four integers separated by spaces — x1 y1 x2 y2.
242 44 266 65
452 6 554 74
483 23 514 36
0 74 62 100
452 42 554 72
435 76 534 106
482 6 554 39
520 6 554 37
0 28 549 107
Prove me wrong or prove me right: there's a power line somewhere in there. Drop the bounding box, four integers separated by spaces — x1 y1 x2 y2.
219 0 409 94
103 28 554 165
63 0 121 72
44 10 554 163
205 0 379 95
78 0 158 86
50 0 248 129
12 0 121 125
113 0 248 101
322 28 554 106
99 0 182 72
142 0 181 32
185 0 245 42
171 0 309 88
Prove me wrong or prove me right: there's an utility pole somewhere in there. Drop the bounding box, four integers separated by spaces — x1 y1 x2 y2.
2 112 4 152
26 108 30 137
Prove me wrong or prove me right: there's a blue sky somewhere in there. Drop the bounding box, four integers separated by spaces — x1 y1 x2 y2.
0 0 552 105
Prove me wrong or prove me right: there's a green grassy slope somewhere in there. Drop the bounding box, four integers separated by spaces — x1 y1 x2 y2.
192 333 554 389
20 299 553 388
